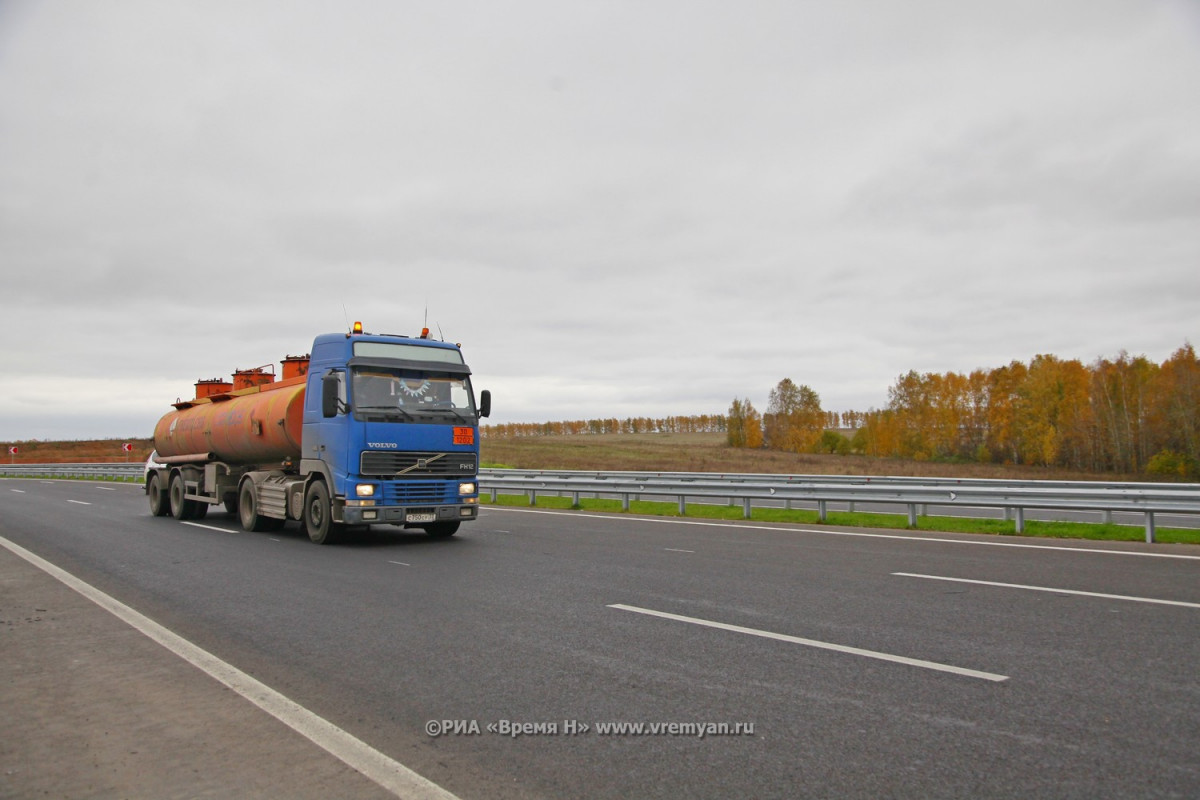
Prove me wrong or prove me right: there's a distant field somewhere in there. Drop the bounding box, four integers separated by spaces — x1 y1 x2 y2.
481 432 1142 482
8 431 1152 483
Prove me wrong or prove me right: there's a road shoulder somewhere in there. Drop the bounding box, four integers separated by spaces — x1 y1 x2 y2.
0 544 396 800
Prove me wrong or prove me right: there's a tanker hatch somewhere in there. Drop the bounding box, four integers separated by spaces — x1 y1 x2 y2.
194 378 233 399
281 354 310 380
233 365 275 390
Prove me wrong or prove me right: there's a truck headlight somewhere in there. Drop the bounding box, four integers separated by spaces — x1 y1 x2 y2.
458 482 476 496
355 484 377 497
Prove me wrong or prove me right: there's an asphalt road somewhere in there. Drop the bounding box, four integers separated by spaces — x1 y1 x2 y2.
2 478 1199 798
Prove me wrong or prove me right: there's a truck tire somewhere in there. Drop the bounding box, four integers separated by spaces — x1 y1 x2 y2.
304 480 341 545
223 494 239 515
147 473 170 517
423 521 460 539
169 473 198 520
239 481 273 532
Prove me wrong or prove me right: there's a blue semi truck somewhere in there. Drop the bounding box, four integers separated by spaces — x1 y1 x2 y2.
147 322 491 544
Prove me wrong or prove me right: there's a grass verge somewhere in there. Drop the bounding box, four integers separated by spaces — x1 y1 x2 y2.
483 493 1200 545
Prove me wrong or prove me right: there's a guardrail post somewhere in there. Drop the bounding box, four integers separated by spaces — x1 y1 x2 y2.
528 490 537 507
490 488 498 502
622 493 631 512
1103 510 1113 525
743 498 751 519
818 500 828 522
571 491 580 508
907 504 917 527
1014 507 1025 534
678 495 686 515
1145 512 1156 543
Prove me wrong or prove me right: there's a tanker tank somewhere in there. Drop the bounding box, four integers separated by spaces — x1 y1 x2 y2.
153 358 309 466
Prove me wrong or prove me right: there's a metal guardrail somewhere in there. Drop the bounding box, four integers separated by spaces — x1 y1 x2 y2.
0 463 143 480
5 464 1198 543
478 468 1200 543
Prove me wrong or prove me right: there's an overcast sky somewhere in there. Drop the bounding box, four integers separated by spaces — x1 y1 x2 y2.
1 1 1197 443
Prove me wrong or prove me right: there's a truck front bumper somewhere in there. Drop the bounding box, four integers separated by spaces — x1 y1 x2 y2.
339 502 478 526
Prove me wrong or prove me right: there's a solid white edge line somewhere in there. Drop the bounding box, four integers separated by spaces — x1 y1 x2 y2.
0 535 460 800
894 572 1200 609
488 507 1200 560
609 603 1009 683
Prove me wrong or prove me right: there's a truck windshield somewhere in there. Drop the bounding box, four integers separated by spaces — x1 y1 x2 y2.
351 368 476 423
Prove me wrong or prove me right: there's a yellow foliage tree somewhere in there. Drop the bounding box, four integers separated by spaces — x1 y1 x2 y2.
765 379 824 453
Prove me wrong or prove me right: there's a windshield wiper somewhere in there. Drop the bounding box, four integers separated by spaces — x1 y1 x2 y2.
422 408 474 424
355 405 415 421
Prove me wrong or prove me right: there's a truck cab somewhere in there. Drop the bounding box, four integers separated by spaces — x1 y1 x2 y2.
299 328 491 541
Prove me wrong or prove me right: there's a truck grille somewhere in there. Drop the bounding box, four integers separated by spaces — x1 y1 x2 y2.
360 451 478 478
383 482 459 505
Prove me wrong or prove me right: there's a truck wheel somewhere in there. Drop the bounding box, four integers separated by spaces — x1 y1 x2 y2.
169 473 197 520
423 521 460 539
147 474 170 517
239 481 271 532
223 495 238 515
304 481 341 545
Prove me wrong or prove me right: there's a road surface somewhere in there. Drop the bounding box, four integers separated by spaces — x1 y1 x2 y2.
2 478 1198 798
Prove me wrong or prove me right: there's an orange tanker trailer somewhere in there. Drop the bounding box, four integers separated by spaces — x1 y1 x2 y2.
153 357 309 467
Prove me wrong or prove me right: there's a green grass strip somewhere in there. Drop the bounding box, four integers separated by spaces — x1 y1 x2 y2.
482 492 1200 545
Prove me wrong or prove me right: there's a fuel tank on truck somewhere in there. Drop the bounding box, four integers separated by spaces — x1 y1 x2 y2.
153 375 307 466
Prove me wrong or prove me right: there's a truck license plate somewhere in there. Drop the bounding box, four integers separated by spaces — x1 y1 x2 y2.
406 512 436 523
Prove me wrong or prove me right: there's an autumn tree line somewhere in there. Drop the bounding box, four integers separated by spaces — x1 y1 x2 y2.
728 345 1200 478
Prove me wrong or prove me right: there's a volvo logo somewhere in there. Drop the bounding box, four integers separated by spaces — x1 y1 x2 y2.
368 442 398 449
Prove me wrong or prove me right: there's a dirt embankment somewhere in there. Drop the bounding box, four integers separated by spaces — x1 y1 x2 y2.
3 438 155 464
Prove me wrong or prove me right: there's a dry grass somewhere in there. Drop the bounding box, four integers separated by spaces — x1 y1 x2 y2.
4 438 155 464
480 432 1139 481
12 431 1146 483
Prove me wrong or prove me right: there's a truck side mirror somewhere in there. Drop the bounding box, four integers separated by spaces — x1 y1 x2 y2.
322 373 340 418
479 389 491 419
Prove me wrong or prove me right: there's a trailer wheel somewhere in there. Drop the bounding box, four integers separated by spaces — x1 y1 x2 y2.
169 473 198 520
239 481 271 532
147 473 170 517
304 480 341 545
423 521 460 539
223 494 238 515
